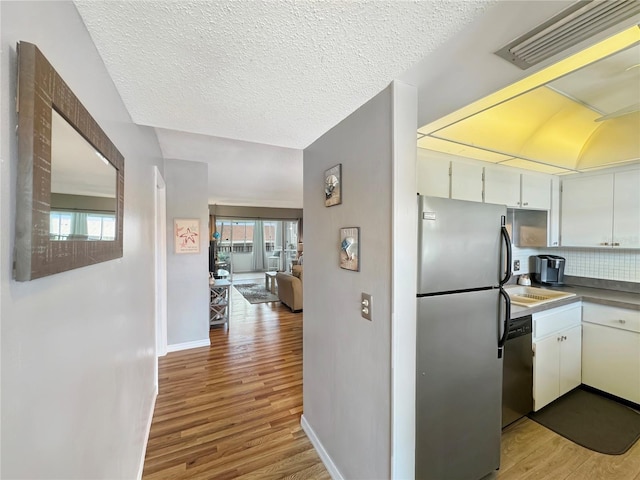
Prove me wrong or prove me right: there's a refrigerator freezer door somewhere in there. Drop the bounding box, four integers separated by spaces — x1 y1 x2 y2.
416 289 502 480
418 196 507 294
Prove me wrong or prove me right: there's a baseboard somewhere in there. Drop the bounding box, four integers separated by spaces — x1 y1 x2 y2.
300 414 344 480
166 338 211 353
137 385 158 480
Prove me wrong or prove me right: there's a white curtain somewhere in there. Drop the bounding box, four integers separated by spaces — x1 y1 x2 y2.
71 212 88 237
252 220 266 271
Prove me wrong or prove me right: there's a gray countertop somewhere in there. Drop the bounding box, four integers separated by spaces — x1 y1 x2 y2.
510 284 640 319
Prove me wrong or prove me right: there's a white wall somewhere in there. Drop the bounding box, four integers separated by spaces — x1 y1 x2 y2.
390 81 419 479
1 2 162 478
165 159 210 348
302 82 417 479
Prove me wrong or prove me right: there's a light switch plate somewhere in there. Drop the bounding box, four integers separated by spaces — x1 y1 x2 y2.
361 293 372 321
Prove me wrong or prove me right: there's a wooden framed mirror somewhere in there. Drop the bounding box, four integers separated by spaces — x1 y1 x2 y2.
15 42 124 281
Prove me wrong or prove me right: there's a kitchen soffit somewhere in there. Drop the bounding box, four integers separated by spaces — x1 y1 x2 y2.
417 25 640 174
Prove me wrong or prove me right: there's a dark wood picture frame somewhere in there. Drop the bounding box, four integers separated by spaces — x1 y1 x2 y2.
15 42 125 281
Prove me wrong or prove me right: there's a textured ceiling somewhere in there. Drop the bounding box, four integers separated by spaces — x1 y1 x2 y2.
73 1 497 208
74 1 492 149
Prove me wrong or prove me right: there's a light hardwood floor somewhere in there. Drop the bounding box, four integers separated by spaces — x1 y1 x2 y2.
143 284 640 480
498 416 640 480
142 284 330 480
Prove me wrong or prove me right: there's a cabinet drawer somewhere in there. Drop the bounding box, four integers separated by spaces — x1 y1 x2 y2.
583 302 640 333
533 303 581 340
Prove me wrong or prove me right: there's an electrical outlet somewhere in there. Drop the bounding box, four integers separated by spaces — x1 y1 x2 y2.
361 293 372 321
514 260 520 272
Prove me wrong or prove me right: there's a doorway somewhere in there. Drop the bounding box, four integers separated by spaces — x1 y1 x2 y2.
154 167 167 372
214 218 300 275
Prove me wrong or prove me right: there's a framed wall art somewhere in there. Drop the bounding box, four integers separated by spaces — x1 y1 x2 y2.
324 164 342 207
175 218 200 254
339 227 359 272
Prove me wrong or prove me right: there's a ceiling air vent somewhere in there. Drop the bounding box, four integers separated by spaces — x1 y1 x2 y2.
495 0 640 69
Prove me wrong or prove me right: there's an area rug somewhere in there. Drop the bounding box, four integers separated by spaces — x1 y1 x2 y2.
234 283 279 304
528 387 640 455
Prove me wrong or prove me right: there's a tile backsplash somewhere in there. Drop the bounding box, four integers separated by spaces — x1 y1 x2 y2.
512 247 640 283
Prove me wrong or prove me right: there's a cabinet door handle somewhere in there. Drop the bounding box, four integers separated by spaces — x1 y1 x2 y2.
523 202 529 206
600 242 610 246
613 242 620 246
618 319 627 324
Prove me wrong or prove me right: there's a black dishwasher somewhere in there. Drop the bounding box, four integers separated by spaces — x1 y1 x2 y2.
502 315 533 428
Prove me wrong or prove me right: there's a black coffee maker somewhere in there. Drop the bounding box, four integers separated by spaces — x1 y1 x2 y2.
533 255 566 285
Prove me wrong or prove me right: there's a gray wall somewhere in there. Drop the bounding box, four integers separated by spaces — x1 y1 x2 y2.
51 193 117 212
303 84 398 479
1 2 162 478
209 204 303 220
165 159 210 347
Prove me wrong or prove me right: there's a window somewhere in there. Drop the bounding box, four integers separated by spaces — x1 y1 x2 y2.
50 211 116 241
215 219 254 254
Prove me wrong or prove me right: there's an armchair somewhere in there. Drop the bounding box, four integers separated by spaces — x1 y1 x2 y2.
276 265 303 312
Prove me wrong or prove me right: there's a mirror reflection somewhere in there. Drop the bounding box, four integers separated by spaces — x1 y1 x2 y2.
50 109 117 241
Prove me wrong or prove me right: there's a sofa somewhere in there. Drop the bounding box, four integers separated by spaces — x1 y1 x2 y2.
276 265 303 312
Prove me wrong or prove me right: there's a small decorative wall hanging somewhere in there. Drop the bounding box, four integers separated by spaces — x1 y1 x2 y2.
339 227 359 271
175 218 200 254
324 164 342 207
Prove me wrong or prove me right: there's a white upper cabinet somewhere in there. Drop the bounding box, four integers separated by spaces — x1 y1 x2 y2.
483 167 520 207
417 153 556 223
417 154 450 198
561 169 639 248
613 170 640 248
549 176 560 247
484 168 552 210
521 174 551 210
451 162 483 202
561 174 613 247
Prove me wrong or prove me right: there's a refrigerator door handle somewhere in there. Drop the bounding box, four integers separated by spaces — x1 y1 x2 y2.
500 221 512 287
498 287 510 359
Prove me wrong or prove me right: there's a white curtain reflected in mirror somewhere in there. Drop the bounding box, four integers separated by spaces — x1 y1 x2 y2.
50 109 117 241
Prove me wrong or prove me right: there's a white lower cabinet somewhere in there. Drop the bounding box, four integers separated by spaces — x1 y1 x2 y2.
532 303 582 411
582 302 640 404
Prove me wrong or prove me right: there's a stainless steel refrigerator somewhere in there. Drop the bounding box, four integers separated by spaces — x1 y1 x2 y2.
416 196 511 480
